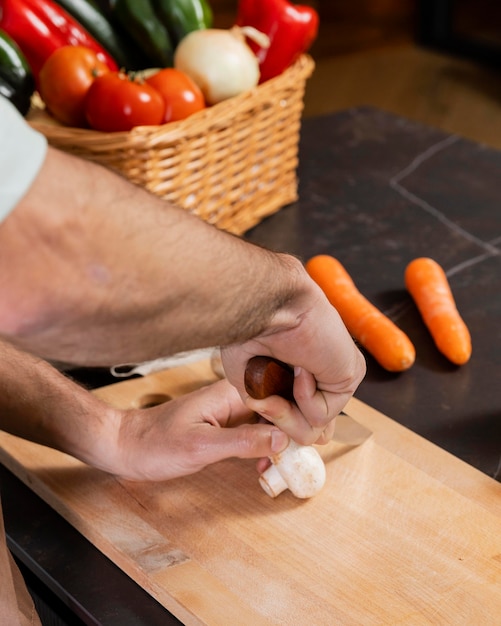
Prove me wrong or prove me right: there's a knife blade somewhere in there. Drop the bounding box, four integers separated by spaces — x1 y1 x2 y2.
244 356 372 446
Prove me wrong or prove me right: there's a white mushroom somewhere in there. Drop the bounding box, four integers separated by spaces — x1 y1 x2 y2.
259 440 326 499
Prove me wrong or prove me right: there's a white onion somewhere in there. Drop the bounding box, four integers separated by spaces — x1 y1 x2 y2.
174 27 269 105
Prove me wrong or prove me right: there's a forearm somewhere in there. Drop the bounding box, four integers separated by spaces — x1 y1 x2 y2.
0 146 305 365
0 337 290 481
0 338 119 472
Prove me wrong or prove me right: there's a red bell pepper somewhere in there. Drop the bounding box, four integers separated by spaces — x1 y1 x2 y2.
235 0 319 83
0 0 118 80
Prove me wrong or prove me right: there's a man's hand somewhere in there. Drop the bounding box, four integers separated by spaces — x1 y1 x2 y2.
103 379 290 481
0 339 289 482
221 275 366 446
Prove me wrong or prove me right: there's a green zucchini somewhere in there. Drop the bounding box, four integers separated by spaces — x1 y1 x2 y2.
0 29 35 117
153 0 213 46
53 0 150 70
112 0 174 68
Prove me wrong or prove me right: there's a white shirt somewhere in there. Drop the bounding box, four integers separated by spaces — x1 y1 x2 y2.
0 97 47 221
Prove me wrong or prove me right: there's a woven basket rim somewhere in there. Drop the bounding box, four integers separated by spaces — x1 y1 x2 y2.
29 54 315 146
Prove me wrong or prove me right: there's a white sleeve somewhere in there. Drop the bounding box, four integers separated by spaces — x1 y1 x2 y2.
0 97 48 222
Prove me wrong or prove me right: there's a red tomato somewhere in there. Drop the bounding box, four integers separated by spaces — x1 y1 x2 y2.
38 46 110 127
145 68 205 123
85 72 166 132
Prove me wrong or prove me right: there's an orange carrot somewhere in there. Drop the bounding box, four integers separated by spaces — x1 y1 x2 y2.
306 255 415 372
405 257 472 365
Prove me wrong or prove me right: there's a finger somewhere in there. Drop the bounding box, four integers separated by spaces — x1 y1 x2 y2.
314 417 337 445
245 395 316 444
293 367 345 428
256 457 271 474
196 379 258 428
193 422 289 468
293 367 328 427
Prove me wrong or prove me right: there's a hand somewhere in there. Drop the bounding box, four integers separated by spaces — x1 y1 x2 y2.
221 275 366 446
104 379 290 481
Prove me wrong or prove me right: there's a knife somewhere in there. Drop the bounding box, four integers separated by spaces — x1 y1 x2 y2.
244 356 372 446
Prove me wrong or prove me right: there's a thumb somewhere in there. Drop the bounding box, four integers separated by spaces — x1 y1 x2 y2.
245 395 312 444
200 423 289 465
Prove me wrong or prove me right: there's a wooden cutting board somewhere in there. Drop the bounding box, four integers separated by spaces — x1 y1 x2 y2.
1 359 501 625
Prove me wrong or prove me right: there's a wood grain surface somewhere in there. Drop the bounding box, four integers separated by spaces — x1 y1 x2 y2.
1 360 500 625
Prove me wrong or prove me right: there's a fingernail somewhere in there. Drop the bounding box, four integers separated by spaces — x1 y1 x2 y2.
294 366 302 377
271 428 289 452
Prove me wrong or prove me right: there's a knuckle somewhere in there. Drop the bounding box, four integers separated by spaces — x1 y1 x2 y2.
182 431 211 462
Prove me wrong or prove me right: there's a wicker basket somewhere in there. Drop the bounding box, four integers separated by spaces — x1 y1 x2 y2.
29 55 315 235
